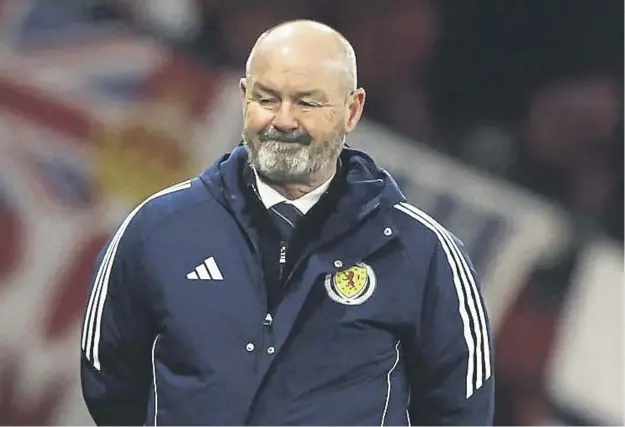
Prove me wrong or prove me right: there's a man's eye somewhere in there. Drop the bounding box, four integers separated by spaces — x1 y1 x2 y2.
259 98 278 105
297 100 318 108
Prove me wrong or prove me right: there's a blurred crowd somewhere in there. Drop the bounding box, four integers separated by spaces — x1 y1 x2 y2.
103 0 623 242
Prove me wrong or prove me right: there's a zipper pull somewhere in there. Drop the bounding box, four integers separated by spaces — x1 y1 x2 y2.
278 241 287 282
279 241 287 264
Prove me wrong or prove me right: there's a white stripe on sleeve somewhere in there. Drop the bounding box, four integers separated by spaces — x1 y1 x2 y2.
394 202 491 398
81 180 191 371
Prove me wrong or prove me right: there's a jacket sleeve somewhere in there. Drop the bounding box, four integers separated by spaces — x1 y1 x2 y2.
406 233 495 425
80 216 155 426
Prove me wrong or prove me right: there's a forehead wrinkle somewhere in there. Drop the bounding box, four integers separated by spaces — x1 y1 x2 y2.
249 56 350 99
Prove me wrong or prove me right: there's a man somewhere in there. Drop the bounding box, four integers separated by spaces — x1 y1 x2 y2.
80 20 494 425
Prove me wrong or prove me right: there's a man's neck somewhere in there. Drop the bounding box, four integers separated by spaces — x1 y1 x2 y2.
261 168 335 200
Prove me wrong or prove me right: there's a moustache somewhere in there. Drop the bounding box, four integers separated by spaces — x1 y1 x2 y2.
258 128 313 146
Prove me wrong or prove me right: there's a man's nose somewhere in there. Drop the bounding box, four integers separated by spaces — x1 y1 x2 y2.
272 103 298 132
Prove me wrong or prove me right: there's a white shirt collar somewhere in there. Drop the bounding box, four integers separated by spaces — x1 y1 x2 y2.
252 168 334 214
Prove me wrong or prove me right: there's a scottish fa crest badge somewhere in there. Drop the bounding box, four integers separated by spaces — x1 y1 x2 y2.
324 262 376 305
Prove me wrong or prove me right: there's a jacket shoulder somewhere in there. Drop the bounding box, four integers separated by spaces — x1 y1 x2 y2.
114 178 215 243
139 178 209 216
390 201 464 255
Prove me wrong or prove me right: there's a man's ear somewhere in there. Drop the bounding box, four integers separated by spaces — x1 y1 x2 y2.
239 77 248 114
240 77 248 98
345 88 366 133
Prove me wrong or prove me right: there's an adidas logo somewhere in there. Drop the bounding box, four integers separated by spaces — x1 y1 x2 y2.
187 257 223 280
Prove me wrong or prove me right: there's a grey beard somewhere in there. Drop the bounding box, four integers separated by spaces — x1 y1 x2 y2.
245 137 344 184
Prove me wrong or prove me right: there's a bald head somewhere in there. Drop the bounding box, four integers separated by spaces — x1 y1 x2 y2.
245 20 358 91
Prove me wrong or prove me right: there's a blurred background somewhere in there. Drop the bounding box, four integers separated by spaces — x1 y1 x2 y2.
0 0 622 425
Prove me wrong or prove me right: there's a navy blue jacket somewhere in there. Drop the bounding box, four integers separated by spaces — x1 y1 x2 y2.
80 145 494 425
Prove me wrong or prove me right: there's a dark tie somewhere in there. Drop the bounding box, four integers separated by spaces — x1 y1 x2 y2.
268 202 303 241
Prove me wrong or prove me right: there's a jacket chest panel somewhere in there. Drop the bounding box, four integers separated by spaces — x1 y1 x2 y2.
144 228 266 376
268 252 421 395
141 222 423 392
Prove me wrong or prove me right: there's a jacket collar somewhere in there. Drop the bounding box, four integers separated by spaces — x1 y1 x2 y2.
250 166 334 214
199 142 406 254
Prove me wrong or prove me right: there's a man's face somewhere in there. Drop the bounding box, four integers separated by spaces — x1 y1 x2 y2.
241 53 363 184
